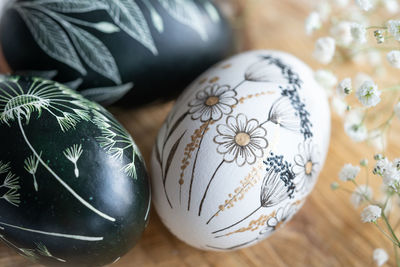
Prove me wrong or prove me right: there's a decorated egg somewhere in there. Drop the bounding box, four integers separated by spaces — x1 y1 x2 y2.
150 50 330 250
0 0 234 106
0 76 151 265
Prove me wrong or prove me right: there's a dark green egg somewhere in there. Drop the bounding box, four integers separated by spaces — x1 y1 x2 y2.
0 75 151 266
0 0 234 106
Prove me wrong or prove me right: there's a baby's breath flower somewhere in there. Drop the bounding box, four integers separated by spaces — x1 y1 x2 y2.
339 163 360 181
373 248 388 267
350 184 372 208
313 37 336 64
361 205 381 223
387 20 400 41
356 80 381 107
386 50 400 69
337 78 352 97
331 21 353 46
374 158 400 188
354 72 373 89
344 110 368 142
350 23 367 44
305 12 322 35
332 96 347 117
315 1 331 21
355 0 374 11
315 70 338 95
383 0 399 14
393 158 400 169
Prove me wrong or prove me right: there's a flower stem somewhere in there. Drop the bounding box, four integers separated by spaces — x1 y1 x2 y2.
374 221 400 246
211 205 262 235
17 114 115 222
382 212 400 246
198 160 224 216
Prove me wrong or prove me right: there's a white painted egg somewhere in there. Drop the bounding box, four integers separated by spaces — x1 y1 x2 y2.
150 50 330 250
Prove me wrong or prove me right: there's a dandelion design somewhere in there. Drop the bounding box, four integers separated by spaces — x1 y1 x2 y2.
198 114 268 216
262 96 301 132
0 161 20 207
63 144 83 178
35 242 66 262
24 152 41 191
0 76 116 222
207 202 300 250
293 140 320 194
92 110 141 179
211 153 295 235
0 234 66 263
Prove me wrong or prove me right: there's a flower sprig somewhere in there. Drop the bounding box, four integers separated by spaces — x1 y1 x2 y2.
306 0 400 265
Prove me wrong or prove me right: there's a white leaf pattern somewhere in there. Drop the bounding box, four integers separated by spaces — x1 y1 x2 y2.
81 82 134 105
66 24 122 84
32 0 108 13
14 7 86 75
158 0 208 41
106 0 158 55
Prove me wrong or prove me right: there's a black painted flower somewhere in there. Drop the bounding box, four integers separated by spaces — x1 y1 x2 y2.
214 114 268 166
188 84 237 122
244 56 301 85
261 153 296 207
267 96 301 132
293 139 320 194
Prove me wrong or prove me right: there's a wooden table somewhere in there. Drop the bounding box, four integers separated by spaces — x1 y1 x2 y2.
1 0 397 266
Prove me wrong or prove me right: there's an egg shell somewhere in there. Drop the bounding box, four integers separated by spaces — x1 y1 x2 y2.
0 76 151 266
0 0 234 106
150 50 331 251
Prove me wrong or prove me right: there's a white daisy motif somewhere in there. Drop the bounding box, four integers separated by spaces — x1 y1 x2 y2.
293 140 320 194
214 114 268 166
188 84 237 122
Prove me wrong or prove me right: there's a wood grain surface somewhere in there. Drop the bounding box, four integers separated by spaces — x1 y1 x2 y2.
0 0 398 266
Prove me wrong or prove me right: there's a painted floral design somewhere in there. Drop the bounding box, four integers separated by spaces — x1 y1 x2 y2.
211 153 295 235
265 96 301 132
0 161 20 207
293 140 320 194
188 84 238 122
207 202 300 251
0 76 117 221
214 114 268 166
244 55 301 85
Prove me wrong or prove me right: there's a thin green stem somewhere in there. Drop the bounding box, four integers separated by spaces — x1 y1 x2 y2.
382 212 400 246
374 222 400 246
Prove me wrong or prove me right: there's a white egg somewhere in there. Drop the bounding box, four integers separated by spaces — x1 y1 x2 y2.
150 50 330 251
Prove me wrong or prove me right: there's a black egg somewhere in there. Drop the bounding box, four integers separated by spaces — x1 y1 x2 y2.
0 0 234 105
0 75 151 266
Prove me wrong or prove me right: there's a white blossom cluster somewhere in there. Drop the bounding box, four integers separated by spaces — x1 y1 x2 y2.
307 0 400 264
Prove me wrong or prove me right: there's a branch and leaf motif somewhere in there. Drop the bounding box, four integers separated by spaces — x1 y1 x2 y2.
8 0 218 101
